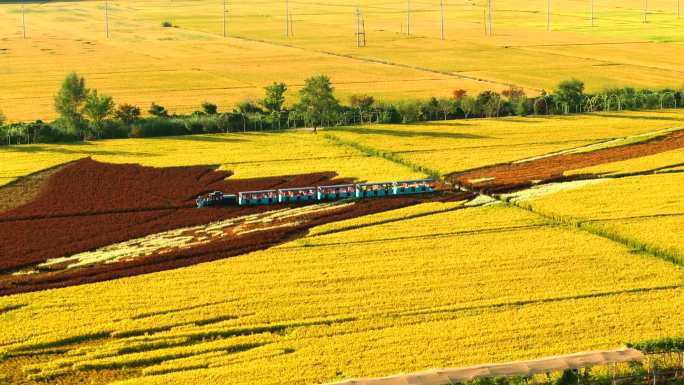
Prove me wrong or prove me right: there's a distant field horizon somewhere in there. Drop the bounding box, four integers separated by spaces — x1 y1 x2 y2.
2 0 684 121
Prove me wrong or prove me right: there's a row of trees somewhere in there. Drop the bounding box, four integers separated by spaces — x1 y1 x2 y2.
2 74 684 145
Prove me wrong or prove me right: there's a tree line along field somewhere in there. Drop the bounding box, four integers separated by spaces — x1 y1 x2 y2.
1 111 684 384
1 110 683 188
3 0 684 121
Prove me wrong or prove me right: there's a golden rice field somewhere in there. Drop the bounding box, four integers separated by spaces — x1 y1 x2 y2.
517 172 684 263
2 203 684 385
1 110 684 384
0 131 424 187
325 110 684 174
2 109 683 188
3 0 684 121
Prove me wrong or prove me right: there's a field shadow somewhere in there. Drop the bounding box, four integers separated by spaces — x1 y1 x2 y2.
595 113 684 121
331 126 490 140
157 135 245 143
2 145 156 157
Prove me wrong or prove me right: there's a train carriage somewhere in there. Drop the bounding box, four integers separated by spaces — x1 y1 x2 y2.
238 190 278 206
317 184 355 200
355 182 395 199
278 187 317 203
393 179 434 195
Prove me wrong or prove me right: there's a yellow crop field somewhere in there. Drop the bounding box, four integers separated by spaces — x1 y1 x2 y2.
2 203 683 385
2 0 684 121
518 173 684 263
0 131 424 186
326 110 684 174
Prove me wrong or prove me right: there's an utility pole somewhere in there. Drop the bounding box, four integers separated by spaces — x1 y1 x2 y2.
440 0 445 40
546 0 551 31
285 0 289 37
105 0 110 38
488 0 493 35
21 0 26 39
678 0 680 18
644 0 648 23
591 0 595 26
406 0 411 35
355 7 366 47
223 0 227 37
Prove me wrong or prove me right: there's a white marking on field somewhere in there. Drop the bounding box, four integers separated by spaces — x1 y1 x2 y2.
499 179 608 202
20 201 355 274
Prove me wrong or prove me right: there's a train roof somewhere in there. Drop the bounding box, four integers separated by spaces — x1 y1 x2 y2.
355 181 395 186
278 186 317 192
317 184 355 189
395 178 433 183
238 189 278 195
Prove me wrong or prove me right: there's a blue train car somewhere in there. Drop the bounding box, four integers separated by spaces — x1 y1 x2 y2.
278 187 317 203
196 191 237 208
355 182 394 199
317 184 355 200
238 190 278 206
393 179 434 195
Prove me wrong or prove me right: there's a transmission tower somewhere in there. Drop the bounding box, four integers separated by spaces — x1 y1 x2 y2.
355 7 366 47
546 0 551 31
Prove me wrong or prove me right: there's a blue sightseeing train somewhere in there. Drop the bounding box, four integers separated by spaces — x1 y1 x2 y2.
196 179 434 208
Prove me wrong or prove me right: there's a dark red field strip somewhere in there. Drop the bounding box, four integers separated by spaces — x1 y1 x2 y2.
450 131 684 194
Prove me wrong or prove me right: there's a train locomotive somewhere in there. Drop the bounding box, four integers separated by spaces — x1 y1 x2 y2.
196 179 434 208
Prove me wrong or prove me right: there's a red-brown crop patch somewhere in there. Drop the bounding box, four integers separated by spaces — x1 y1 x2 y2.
450 131 684 193
0 158 469 296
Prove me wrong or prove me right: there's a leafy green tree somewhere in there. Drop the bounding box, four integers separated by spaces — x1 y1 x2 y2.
114 104 141 124
202 102 218 115
83 90 114 139
349 94 375 124
477 91 502 117
460 95 478 118
260 82 287 113
148 102 169 118
296 75 340 128
437 98 456 120
554 79 585 113
0 108 5 127
54 72 88 134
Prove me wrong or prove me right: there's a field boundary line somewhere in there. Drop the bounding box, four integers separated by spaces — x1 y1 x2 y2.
227 35 532 91
294 224 546 249
322 132 441 179
394 283 684 318
502 199 684 267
